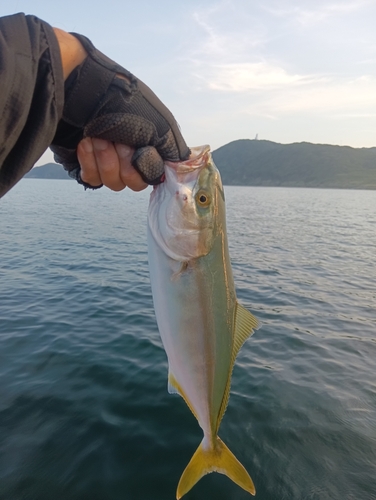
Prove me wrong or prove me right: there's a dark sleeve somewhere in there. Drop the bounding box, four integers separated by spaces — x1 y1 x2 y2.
0 13 64 198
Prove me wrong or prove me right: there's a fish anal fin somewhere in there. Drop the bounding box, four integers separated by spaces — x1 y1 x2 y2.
168 372 180 395
176 436 255 499
217 303 260 429
168 372 199 421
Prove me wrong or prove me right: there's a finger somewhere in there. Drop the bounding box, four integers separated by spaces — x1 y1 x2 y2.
92 138 126 192
77 138 102 186
136 79 190 160
115 144 148 192
132 146 164 185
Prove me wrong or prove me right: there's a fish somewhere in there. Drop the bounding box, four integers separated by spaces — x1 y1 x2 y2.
147 145 259 498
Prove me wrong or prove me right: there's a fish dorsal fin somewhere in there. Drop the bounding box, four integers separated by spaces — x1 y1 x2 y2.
216 303 260 431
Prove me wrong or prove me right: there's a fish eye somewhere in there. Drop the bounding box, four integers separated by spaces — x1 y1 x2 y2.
196 190 211 207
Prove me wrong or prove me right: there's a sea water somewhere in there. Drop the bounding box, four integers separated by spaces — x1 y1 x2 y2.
0 179 375 500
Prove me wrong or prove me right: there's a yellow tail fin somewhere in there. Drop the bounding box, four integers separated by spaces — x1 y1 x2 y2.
176 436 255 499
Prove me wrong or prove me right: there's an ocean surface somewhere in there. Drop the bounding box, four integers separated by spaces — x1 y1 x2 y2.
1 179 375 500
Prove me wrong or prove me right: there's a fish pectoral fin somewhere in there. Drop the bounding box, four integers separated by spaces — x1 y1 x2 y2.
176 436 255 499
171 261 189 281
233 302 260 363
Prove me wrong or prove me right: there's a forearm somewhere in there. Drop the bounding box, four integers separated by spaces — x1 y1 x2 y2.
53 28 88 80
0 13 64 197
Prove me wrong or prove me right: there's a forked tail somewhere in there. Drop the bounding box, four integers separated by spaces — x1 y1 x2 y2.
176 436 255 499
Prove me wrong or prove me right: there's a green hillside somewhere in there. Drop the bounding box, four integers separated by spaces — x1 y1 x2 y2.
212 140 376 189
26 140 376 189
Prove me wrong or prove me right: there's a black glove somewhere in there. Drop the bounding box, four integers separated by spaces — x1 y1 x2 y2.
50 34 190 188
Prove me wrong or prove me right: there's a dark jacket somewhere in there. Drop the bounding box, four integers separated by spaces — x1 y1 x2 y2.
0 13 64 198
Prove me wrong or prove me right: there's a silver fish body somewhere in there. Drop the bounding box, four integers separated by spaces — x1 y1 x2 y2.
147 145 259 498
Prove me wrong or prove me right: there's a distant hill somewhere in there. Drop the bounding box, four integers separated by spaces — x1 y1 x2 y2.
25 163 71 180
212 140 376 189
27 141 376 189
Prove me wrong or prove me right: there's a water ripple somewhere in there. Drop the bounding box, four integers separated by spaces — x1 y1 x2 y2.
1 182 375 499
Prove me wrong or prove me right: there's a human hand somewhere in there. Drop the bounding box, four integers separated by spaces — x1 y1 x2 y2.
77 138 147 192
50 32 190 190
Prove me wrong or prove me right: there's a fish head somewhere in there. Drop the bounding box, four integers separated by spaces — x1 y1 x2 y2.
148 145 226 261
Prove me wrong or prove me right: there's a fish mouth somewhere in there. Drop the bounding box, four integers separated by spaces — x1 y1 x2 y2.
165 145 211 173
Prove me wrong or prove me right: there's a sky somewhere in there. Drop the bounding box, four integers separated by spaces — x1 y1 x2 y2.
2 0 376 165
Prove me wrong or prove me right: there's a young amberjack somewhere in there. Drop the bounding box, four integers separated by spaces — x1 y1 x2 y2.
148 145 259 498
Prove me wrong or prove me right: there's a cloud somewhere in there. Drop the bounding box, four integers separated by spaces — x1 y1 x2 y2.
190 3 268 63
265 0 373 25
193 62 328 92
241 75 376 116
180 2 376 119
330 113 376 119
167 1 376 148
185 4 292 92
